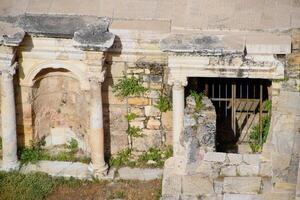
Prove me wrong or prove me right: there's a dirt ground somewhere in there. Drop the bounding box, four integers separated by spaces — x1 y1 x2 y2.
47 179 162 200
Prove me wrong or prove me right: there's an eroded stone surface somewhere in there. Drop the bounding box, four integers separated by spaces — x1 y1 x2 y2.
223 177 262 194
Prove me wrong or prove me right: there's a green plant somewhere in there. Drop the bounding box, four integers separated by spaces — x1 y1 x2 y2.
0 171 55 200
19 137 46 165
66 138 79 154
125 113 138 122
126 126 143 137
155 96 172 112
249 101 272 153
137 146 173 167
109 148 133 168
112 76 147 98
0 136 2 150
190 90 204 111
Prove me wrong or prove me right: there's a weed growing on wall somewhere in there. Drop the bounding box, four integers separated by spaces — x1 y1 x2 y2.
190 90 204 111
125 113 143 141
155 96 172 112
0 136 2 150
113 76 147 98
109 146 173 168
249 100 272 153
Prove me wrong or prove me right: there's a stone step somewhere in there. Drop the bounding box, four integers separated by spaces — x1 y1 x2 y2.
273 182 296 193
263 192 295 200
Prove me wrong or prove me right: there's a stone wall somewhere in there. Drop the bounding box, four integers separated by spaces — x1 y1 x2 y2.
162 152 273 200
103 27 171 155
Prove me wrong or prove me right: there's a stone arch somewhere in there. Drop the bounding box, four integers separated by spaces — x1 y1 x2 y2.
22 61 90 90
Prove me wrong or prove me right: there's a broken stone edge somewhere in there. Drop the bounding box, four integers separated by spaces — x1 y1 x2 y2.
0 14 115 50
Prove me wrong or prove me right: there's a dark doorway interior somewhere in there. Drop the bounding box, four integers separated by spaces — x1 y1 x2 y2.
186 77 271 153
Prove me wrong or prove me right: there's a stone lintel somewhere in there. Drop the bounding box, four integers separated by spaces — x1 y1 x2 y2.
246 34 291 55
0 14 115 51
160 34 245 55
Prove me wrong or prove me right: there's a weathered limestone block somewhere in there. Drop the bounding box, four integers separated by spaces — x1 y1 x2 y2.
182 175 214 196
110 133 128 155
117 167 162 180
213 179 223 194
162 111 172 130
204 152 226 163
130 107 144 116
223 177 262 194
227 153 243 165
129 120 145 129
132 129 162 151
243 154 261 165
221 166 237 177
259 162 272 177
147 118 161 129
196 161 220 178
128 97 149 106
162 174 182 196
237 164 259 176
223 194 262 200
144 105 161 117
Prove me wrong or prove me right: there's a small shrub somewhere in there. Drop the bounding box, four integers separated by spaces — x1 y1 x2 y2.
109 148 133 168
190 90 204 111
126 126 143 138
155 96 172 112
112 76 147 98
0 136 2 150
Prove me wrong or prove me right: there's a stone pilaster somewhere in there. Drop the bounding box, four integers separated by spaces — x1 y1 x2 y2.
0 63 19 170
168 78 187 157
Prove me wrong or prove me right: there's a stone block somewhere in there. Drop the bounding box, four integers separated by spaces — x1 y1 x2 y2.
130 107 144 116
132 129 162 151
144 105 161 117
223 194 262 200
110 133 129 155
128 97 149 106
147 118 161 129
162 111 172 131
221 166 237 177
162 174 182 196
243 154 260 165
259 162 272 177
196 161 219 178
227 153 243 165
129 120 145 129
213 179 223 194
182 175 214 196
145 90 160 99
223 177 262 194
237 164 259 176
204 152 226 162
118 167 162 181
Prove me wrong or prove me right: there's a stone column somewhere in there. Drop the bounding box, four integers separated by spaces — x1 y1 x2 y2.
88 71 108 177
170 79 187 156
1 66 19 170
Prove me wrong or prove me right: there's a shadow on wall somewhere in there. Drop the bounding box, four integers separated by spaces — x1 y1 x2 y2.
102 35 123 161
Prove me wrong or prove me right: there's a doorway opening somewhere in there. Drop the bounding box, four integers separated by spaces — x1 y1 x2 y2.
186 77 271 153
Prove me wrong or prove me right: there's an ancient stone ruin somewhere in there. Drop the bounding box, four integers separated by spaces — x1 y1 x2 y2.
0 1 299 199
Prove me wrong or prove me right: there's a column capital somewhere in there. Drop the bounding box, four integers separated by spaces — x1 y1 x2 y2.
89 69 106 84
1 62 17 81
168 77 188 89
